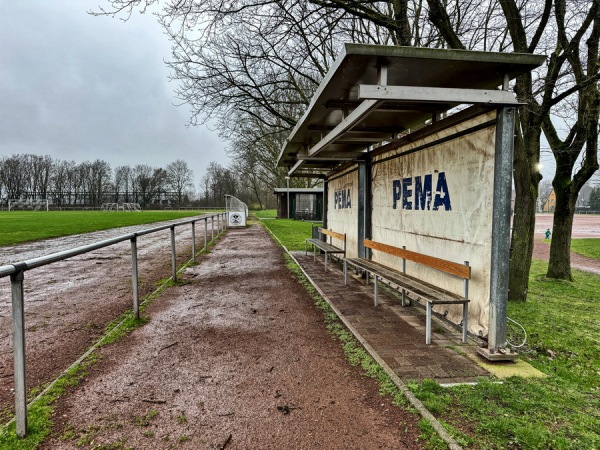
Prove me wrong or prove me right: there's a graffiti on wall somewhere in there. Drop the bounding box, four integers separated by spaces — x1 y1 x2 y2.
334 186 352 209
392 172 451 211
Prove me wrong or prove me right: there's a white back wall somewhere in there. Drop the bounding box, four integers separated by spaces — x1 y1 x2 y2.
370 111 496 336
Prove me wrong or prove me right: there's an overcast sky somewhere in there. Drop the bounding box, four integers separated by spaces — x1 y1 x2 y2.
0 0 230 187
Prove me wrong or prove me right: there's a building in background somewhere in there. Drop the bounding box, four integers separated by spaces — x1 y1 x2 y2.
273 188 323 221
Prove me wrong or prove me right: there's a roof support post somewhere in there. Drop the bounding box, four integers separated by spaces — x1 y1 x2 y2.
488 106 515 353
323 180 329 229
358 160 371 258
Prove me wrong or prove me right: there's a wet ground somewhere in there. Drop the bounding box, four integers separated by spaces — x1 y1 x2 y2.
40 224 423 449
1 213 598 448
0 217 212 420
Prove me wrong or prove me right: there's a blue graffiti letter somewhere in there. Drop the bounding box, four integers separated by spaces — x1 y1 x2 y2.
414 174 432 210
402 178 413 210
433 172 452 211
392 179 401 209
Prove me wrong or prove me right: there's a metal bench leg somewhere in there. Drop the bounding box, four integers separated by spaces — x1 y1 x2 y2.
402 289 406 307
365 271 369 286
374 275 379 307
344 260 347 285
313 246 316 262
426 301 432 344
324 252 328 272
462 302 469 343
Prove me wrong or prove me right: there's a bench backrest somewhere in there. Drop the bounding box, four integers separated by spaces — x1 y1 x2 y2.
364 239 471 280
318 227 346 242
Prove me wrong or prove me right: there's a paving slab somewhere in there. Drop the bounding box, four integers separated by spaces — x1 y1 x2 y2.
292 252 490 384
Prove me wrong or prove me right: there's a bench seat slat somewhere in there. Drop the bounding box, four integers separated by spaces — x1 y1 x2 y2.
306 239 345 253
346 258 465 302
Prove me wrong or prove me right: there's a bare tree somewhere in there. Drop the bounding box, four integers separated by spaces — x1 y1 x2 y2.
96 0 599 295
114 165 132 202
543 1 599 280
0 155 27 200
133 164 167 207
166 159 193 206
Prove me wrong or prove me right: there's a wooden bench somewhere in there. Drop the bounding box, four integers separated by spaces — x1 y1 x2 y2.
305 228 346 272
344 239 471 344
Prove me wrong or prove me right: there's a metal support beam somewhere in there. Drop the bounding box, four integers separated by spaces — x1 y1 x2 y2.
11 269 27 437
358 85 521 106
488 107 516 352
170 226 177 282
191 221 196 263
288 99 380 176
204 218 208 251
130 237 139 320
358 161 367 258
323 181 329 229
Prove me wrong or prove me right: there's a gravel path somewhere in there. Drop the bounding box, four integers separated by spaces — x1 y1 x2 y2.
39 223 423 449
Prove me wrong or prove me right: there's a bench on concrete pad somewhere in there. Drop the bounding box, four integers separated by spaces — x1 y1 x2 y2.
344 239 470 344
305 228 346 272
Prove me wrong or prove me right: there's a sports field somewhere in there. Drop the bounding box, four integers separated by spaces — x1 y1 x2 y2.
0 210 218 247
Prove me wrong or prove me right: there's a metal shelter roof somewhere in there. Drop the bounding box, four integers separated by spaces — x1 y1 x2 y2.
277 44 545 177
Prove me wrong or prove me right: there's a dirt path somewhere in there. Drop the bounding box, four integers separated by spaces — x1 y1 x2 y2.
40 223 422 449
0 218 210 420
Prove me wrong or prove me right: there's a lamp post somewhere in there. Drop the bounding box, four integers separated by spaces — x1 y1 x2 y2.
285 176 290 219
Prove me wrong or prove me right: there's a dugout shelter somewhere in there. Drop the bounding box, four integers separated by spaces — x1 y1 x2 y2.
277 44 544 359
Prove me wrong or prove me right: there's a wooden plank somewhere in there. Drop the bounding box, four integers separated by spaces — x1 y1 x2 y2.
363 239 471 279
318 228 346 242
307 239 344 253
345 257 464 301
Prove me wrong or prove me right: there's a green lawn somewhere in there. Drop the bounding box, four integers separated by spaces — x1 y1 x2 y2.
259 217 317 250
251 209 277 219
0 211 215 247
263 219 600 449
571 238 600 260
420 259 600 449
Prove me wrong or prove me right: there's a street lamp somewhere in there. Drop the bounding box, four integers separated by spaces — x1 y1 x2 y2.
285 176 290 219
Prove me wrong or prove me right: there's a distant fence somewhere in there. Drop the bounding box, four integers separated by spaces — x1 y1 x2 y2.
0 212 227 437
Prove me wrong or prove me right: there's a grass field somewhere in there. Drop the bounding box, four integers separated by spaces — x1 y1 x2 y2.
0 211 218 247
262 217 600 449
571 238 600 259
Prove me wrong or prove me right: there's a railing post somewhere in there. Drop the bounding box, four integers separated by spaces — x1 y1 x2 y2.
130 236 139 320
11 268 27 437
170 226 177 282
204 218 208 251
217 214 221 234
191 221 196 264
211 216 215 241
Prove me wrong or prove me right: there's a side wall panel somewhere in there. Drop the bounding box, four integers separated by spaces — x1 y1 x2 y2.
371 111 496 336
327 169 359 258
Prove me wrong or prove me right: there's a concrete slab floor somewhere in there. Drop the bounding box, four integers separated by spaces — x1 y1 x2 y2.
291 251 543 384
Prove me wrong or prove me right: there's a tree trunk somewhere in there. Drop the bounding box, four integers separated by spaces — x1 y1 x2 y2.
509 136 541 301
546 173 575 280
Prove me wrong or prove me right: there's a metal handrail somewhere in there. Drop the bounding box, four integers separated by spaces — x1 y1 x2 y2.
2 211 227 437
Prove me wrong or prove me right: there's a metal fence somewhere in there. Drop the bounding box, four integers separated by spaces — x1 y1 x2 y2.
0 212 227 437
